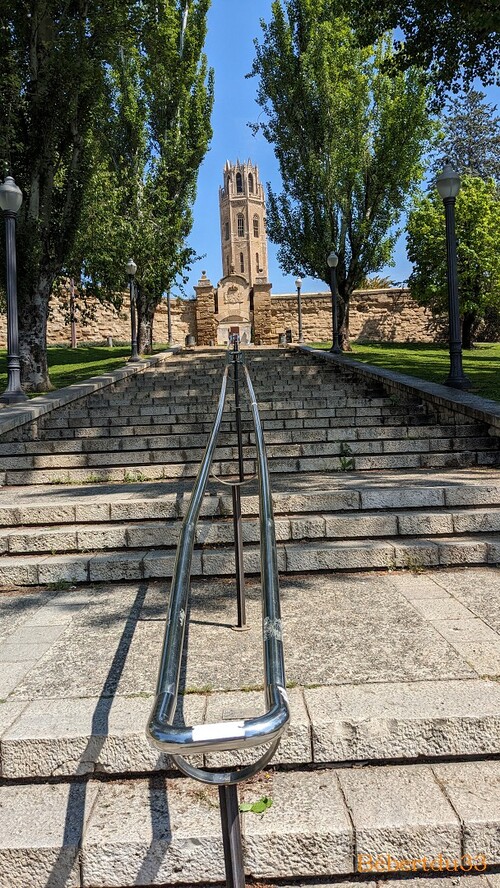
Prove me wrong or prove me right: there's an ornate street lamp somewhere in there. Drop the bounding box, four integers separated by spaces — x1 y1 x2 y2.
0 176 27 404
125 258 140 362
436 161 471 390
295 276 304 343
327 250 342 354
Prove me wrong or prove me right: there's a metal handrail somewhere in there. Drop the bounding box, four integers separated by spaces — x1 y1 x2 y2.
147 351 290 786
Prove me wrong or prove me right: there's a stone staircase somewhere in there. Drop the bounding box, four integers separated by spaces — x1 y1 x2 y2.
1 347 500 888
0 348 499 586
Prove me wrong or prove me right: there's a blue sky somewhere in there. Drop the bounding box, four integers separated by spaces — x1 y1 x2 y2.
178 0 499 299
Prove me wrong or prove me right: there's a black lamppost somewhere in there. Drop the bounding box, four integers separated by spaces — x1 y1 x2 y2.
126 258 140 362
295 276 304 343
436 161 471 390
327 250 342 354
0 176 27 404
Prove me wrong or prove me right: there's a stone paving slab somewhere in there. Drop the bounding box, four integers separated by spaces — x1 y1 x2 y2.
337 764 461 864
0 781 98 888
433 761 500 860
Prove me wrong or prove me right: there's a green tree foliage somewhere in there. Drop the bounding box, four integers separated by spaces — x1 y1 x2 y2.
407 176 500 347
71 1 214 353
0 0 129 390
433 90 500 183
0 1 212 390
349 1 499 102
250 0 433 346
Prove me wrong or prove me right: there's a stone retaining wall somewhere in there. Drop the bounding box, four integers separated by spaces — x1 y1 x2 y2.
0 286 441 348
0 291 197 348
271 289 441 344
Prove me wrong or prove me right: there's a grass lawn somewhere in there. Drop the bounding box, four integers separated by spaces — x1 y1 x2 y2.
0 344 170 397
311 341 500 403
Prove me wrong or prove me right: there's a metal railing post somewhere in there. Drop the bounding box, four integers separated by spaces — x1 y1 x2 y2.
232 336 247 630
219 784 246 888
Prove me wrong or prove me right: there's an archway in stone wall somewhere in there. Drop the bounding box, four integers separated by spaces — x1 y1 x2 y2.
217 313 252 345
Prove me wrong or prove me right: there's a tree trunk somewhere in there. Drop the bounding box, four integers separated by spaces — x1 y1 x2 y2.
18 271 54 391
339 296 351 351
462 311 477 349
137 292 154 355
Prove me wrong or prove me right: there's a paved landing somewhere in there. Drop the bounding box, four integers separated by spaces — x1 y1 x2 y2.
1 567 500 779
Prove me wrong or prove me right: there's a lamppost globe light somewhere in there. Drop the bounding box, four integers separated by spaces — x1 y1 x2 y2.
436 162 461 200
0 177 23 214
126 258 137 277
295 277 302 290
327 250 338 269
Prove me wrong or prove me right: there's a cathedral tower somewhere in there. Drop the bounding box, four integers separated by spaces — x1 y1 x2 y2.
219 160 268 286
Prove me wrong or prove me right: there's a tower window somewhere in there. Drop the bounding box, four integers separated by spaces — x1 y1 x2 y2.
236 172 243 194
256 253 260 272
248 173 254 193
225 221 229 240
237 214 244 237
227 256 231 275
240 252 245 274
253 216 259 238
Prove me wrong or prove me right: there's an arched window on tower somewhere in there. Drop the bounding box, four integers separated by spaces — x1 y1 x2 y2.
240 252 245 274
237 214 244 237
248 173 254 193
225 221 229 240
256 253 260 272
253 216 259 238
236 172 243 194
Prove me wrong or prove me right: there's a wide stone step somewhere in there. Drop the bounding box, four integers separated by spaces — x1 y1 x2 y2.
0 427 492 459
1 760 499 886
41 400 426 427
0 423 489 456
31 409 446 438
2 677 500 780
1 506 500 555
0 533 498 585
4 447 497 485
0 470 498 526
2 435 495 473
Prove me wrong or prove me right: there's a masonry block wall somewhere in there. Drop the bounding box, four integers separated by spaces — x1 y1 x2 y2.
0 290 197 349
0 286 443 348
270 289 440 344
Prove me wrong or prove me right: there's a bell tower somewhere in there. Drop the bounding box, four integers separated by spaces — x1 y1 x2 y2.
219 160 268 286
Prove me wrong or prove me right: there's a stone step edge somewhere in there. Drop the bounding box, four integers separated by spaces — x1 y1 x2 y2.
2 679 500 781
0 348 181 439
3 451 498 486
1 436 495 470
0 534 499 585
1 758 500 885
2 507 500 555
0 479 499 526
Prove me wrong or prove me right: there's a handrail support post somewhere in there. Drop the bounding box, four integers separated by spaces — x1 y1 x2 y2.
232 336 247 630
219 784 246 888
